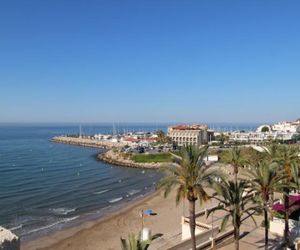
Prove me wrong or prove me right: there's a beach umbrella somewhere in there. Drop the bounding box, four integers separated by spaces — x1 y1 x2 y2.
144 209 153 216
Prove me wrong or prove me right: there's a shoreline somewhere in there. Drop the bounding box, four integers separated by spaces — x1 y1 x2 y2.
52 135 167 169
21 189 166 250
20 187 156 242
21 186 216 250
19 136 180 250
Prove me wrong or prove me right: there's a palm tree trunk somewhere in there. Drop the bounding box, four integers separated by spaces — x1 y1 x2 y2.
264 206 268 250
189 199 196 250
234 165 238 184
234 225 239 250
283 189 290 248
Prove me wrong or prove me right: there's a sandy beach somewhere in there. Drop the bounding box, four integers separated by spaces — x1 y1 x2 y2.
21 189 199 250
20 176 272 250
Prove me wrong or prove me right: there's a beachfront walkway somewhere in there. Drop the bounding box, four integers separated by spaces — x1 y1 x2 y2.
218 214 283 250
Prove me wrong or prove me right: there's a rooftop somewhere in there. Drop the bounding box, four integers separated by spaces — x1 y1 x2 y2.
170 124 208 130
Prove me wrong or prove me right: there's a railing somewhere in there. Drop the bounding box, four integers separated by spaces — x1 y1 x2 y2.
183 217 212 231
165 227 234 250
196 227 235 250
166 226 219 250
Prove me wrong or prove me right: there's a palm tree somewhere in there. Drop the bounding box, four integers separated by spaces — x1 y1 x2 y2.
156 130 165 143
120 233 151 250
272 145 300 247
264 143 280 161
228 146 245 184
208 179 258 250
158 145 222 250
246 161 287 250
219 133 226 145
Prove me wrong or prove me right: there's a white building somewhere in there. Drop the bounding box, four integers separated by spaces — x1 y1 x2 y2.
272 121 299 133
167 124 209 146
230 118 300 143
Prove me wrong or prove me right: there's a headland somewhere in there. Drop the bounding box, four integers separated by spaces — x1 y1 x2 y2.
51 134 173 169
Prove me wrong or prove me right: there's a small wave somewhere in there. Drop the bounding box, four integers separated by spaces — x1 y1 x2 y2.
94 189 110 195
128 189 141 196
101 205 112 210
9 224 23 231
64 216 79 222
96 205 112 213
109 197 123 203
49 207 76 215
24 216 79 235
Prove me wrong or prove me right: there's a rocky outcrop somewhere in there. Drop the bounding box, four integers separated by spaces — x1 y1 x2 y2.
0 227 20 250
97 150 165 169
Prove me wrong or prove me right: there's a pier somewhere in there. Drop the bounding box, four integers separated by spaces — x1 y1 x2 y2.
51 136 125 149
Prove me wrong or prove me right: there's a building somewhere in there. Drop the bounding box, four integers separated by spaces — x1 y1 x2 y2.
167 124 209 146
272 121 299 133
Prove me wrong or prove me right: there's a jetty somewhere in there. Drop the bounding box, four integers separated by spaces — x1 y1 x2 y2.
51 136 125 149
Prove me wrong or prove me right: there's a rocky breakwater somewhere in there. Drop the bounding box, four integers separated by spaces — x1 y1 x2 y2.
51 136 125 149
97 150 165 169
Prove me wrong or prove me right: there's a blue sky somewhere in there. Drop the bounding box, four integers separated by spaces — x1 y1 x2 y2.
1 0 300 123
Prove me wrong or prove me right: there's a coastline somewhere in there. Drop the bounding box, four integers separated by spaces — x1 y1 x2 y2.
21 189 185 250
52 136 167 169
19 135 179 250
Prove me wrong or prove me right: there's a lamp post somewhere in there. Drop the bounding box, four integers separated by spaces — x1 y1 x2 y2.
141 209 144 237
141 209 155 241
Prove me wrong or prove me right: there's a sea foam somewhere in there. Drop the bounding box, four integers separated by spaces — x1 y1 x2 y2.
108 197 123 203
94 189 110 195
24 216 80 235
49 207 76 215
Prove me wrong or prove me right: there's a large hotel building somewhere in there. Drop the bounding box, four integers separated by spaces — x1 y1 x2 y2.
167 124 211 146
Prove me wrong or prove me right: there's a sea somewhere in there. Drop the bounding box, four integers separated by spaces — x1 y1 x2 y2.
0 123 259 241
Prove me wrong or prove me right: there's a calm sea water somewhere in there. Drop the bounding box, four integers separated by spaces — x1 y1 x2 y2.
0 123 258 240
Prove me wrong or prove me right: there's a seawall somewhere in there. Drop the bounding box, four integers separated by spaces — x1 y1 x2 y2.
51 136 125 149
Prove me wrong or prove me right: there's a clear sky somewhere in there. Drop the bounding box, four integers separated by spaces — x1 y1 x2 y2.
1 0 299 124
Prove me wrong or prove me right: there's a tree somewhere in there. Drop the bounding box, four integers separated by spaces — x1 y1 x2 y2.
158 145 222 250
272 145 300 247
208 179 258 250
228 146 246 184
156 130 166 143
261 126 270 133
120 233 152 250
216 133 228 145
264 143 280 161
246 161 287 250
